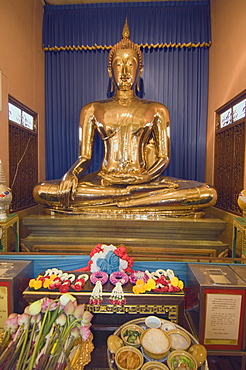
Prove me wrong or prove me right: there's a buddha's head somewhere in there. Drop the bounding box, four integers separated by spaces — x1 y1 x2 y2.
108 19 143 91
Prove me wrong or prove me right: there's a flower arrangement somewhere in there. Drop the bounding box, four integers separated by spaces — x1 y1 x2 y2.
75 244 134 274
0 293 93 370
132 278 156 294
132 269 184 294
29 269 88 293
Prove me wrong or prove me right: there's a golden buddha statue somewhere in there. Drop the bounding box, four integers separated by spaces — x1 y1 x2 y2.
34 20 217 217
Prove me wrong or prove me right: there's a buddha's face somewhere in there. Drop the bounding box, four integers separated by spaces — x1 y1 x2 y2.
111 48 139 91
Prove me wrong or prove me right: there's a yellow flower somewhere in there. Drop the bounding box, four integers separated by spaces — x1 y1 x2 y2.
170 277 179 287
43 279 51 289
29 279 36 288
49 274 57 281
145 278 156 291
133 285 141 294
34 280 42 290
132 279 146 294
178 280 184 290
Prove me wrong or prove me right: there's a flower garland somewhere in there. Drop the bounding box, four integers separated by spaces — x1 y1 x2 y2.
109 271 129 286
131 269 184 294
145 269 184 293
109 282 126 305
90 271 108 285
89 281 103 305
153 276 184 293
28 269 89 293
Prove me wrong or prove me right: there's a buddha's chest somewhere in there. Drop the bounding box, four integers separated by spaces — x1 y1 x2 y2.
95 103 154 136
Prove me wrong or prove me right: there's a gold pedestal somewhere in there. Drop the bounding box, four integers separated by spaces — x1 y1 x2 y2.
0 213 19 252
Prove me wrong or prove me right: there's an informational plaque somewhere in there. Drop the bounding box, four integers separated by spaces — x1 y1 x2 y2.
0 282 10 333
203 289 245 350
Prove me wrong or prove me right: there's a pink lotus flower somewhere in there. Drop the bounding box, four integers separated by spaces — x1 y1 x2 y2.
73 304 85 319
82 311 93 326
55 313 67 326
4 316 19 333
8 313 18 319
64 300 75 315
18 313 30 327
80 326 91 341
70 326 80 339
40 297 58 312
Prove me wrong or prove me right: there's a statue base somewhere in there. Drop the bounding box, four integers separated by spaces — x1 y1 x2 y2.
46 206 205 220
22 210 228 258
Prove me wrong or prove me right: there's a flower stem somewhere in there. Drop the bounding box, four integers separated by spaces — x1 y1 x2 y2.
16 322 30 370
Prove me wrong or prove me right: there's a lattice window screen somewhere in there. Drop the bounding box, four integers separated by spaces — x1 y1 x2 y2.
214 121 245 214
9 123 38 211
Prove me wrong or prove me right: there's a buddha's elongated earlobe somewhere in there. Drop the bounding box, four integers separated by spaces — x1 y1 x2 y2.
108 67 112 79
136 68 143 92
110 78 115 93
108 67 115 92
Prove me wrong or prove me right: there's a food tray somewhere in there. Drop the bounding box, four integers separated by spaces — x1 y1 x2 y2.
107 317 209 370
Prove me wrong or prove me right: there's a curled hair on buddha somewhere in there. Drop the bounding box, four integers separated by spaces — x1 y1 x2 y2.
108 18 143 71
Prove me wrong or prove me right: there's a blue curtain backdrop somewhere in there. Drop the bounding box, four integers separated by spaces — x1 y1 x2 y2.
43 1 211 182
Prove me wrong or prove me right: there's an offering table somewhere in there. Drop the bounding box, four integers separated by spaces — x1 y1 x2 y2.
23 277 185 329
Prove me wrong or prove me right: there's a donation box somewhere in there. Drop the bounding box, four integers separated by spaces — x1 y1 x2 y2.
186 264 246 351
0 259 33 332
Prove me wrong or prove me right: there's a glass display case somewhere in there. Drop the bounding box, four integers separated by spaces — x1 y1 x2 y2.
0 259 33 332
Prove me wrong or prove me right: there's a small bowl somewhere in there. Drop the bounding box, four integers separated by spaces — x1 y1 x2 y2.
141 361 169 370
120 324 144 348
167 329 191 351
161 320 176 332
115 345 144 370
167 350 198 370
145 316 161 329
188 344 207 366
140 328 171 360
107 334 124 354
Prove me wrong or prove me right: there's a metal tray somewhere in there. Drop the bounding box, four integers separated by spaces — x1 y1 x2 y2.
107 317 209 370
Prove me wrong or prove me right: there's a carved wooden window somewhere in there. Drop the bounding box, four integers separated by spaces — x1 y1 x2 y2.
8 96 38 212
214 90 246 215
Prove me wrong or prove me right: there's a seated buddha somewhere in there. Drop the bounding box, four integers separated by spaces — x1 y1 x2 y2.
34 20 217 217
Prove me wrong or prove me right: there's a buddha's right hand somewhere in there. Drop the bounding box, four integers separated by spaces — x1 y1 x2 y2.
59 173 78 207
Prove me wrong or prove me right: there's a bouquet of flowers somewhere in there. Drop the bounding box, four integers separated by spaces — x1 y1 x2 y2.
0 293 93 370
75 244 134 274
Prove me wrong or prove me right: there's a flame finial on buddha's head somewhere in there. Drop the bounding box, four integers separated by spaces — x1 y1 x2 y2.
108 18 143 70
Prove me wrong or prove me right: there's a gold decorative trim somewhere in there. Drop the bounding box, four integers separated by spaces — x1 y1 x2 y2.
70 334 94 370
43 41 212 52
86 304 179 323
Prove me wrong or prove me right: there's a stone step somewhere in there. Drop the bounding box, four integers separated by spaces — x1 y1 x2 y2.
22 214 228 257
